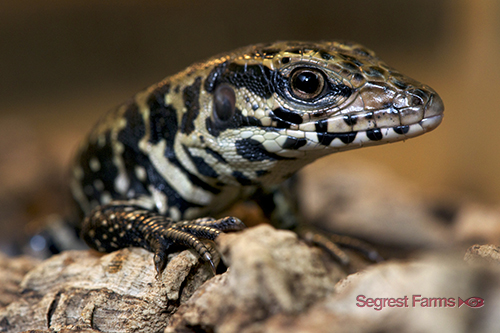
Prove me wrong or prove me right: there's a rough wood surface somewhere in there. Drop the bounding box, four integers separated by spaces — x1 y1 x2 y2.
464 244 500 265
3 226 500 333
0 225 345 332
0 245 215 332
0 253 40 308
3 161 500 332
166 225 345 333
3 236 500 333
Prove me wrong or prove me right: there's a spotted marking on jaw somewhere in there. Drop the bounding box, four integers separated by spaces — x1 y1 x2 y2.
315 120 328 133
393 125 410 135
366 128 383 141
271 107 303 125
318 131 357 145
343 114 358 126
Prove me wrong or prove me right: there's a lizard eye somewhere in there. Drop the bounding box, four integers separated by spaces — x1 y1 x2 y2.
290 68 325 100
213 84 236 122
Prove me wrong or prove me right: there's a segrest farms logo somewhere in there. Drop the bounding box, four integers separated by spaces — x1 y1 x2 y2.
356 295 484 311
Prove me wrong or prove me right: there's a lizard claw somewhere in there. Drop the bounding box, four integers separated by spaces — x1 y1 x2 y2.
154 251 168 279
203 252 217 275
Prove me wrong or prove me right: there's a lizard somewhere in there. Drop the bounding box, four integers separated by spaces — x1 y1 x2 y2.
70 41 444 275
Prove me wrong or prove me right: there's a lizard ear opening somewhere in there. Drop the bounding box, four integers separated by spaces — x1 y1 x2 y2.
213 84 236 123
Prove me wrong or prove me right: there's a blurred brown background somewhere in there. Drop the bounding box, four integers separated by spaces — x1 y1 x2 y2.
0 0 499 241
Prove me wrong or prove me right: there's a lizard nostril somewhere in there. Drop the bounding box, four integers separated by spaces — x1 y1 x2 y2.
408 88 429 107
411 95 423 106
425 93 445 118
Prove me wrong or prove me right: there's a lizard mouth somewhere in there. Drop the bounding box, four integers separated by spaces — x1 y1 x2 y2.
255 92 444 158
416 114 443 133
419 93 445 131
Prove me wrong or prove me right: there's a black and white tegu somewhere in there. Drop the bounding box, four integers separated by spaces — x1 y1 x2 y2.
70 41 444 275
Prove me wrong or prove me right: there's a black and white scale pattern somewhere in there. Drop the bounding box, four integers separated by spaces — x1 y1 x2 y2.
70 41 444 274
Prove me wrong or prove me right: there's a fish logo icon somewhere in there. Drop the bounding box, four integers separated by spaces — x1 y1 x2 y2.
458 297 484 308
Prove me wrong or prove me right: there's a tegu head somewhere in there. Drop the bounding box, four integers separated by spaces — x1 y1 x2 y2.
175 41 444 187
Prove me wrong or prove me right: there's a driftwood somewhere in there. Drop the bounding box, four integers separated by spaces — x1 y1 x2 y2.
0 243 215 332
2 225 500 332
3 161 500 332
0 254 40 308
0 225 345 332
